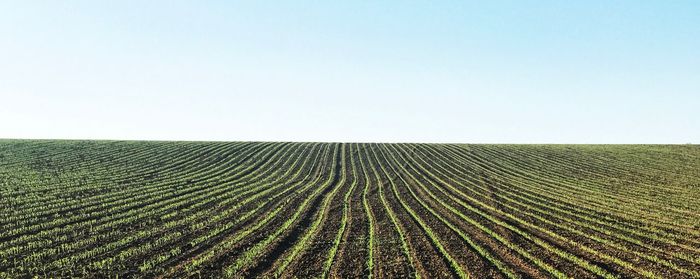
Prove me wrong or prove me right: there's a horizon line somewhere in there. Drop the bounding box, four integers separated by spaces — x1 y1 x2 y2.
0 137 694 145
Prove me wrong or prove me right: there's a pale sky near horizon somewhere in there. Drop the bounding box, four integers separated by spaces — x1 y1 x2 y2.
1 1 698 143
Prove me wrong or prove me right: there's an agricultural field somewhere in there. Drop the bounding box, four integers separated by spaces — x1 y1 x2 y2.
1 140 700 278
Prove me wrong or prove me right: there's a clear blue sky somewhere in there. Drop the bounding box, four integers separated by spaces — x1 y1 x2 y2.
1 1 698 143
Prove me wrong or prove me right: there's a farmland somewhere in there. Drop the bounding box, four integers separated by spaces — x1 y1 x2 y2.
1 140 699 278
